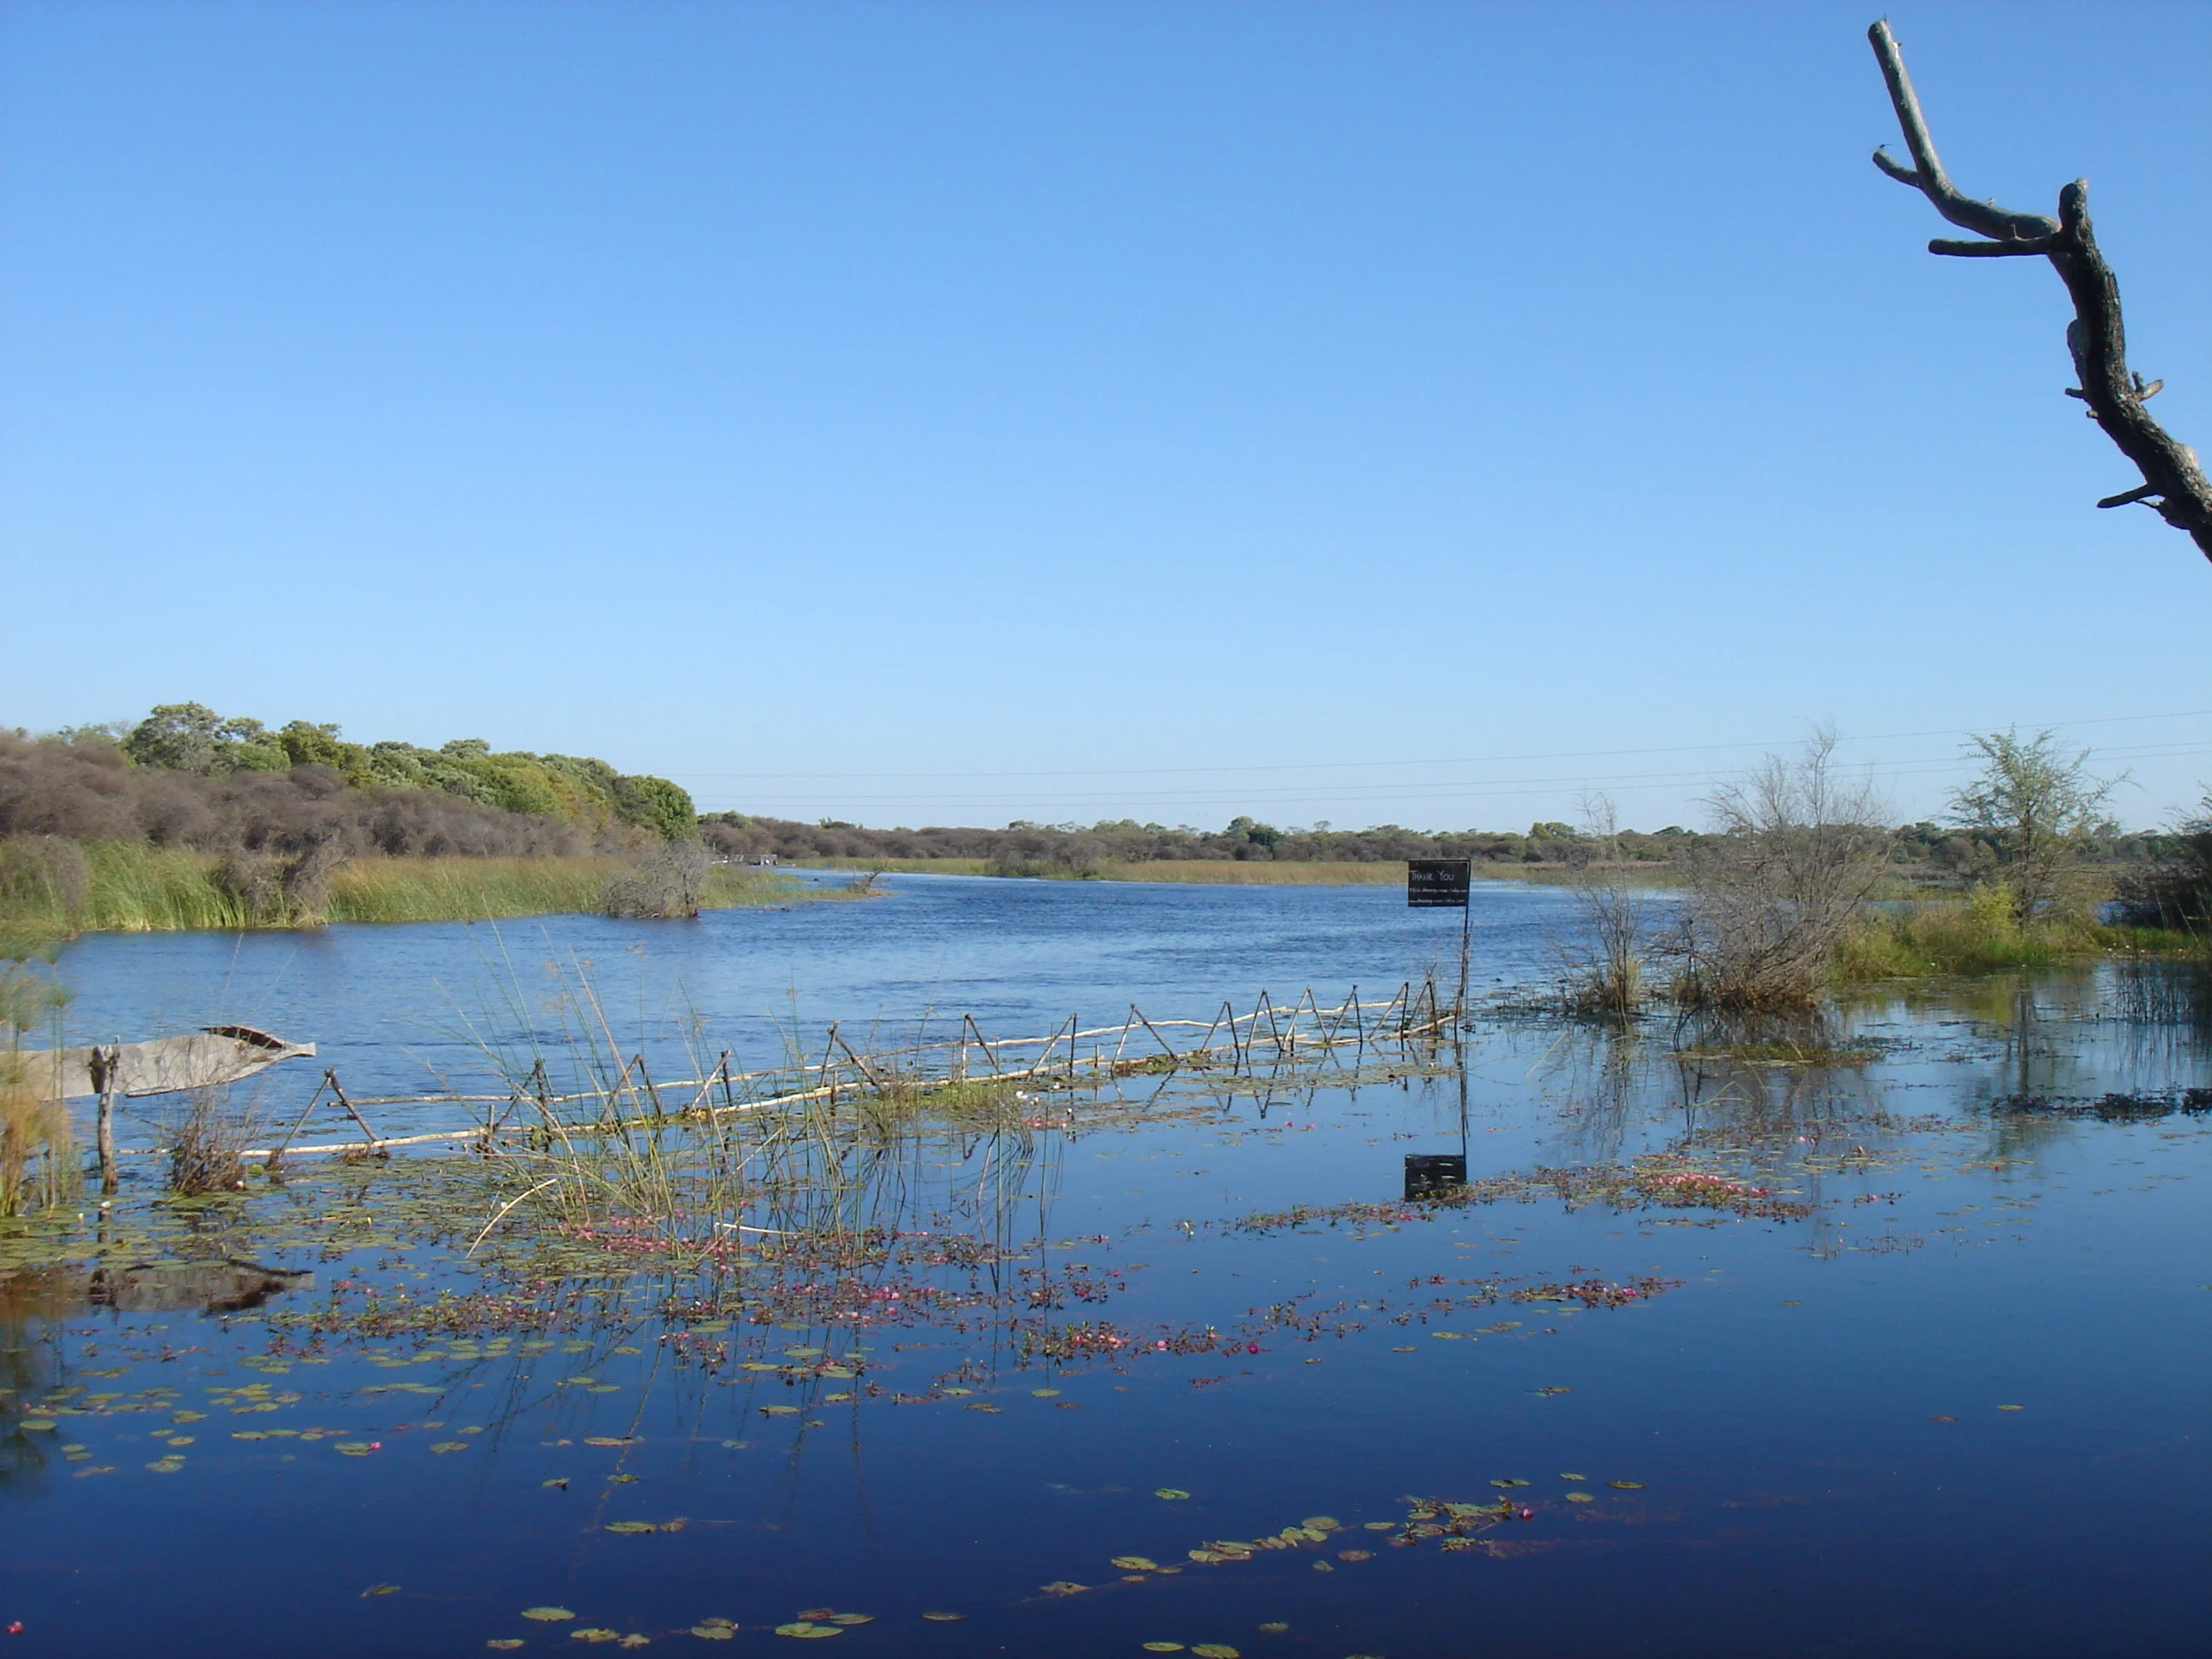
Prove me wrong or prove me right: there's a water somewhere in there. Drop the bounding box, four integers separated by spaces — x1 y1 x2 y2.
50 871 1558 1113
4 880 2209 1656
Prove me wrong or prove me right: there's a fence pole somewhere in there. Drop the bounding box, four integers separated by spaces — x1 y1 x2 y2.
96 1042 118 1195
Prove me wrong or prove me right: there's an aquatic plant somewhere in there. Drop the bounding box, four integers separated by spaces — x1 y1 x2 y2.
0 939 69 1216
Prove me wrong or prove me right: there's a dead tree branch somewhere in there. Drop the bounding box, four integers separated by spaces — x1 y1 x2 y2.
1867 19 2212 564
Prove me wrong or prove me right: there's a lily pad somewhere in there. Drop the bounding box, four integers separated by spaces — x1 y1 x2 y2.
1193 1646 1242 1658
772 1623 841 1639
1141 1646 1185 1654
920 1612 964 1622
490 1643 525 1651
570 1630 621 1644
1607 1480 1644 1490
362 1584 402 1597
431 1441 469 1454
522 1607 577 1622
1564 1491 1596 1504
1112 1557 1161 1571
690 1628 734 1641
1154 1487 1191 1500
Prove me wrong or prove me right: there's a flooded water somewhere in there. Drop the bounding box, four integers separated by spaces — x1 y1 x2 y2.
49 871 1561 1115
4 879 2210 1656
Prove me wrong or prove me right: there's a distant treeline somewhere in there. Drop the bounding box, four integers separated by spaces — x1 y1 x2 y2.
701 812 2183 876
2 704 696 859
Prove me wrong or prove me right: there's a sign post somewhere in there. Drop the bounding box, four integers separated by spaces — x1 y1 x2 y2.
1406 858 1472 1022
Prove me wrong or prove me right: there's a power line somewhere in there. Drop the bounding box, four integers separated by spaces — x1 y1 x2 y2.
695 736 2212 815
666 707 2212 785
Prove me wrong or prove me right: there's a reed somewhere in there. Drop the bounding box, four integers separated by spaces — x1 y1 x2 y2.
0 843 826 933
0 948 70 1216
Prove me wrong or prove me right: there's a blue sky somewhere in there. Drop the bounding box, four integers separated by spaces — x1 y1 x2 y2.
3 1 2208 832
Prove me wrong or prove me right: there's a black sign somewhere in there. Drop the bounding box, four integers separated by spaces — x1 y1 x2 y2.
1407 858 1471 908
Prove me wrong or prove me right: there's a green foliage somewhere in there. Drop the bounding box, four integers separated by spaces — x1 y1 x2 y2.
1838 884 2116 981
609 773 699 841
1947 729 2121 923
109 703 696 838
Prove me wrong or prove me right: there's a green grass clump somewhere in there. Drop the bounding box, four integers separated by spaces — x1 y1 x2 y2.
329 856 629 923
1838 883 2125 981
82 842 256 931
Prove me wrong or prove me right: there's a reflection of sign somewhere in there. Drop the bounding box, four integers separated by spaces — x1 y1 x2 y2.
1404 1153 1468 1200
1407 859 1471 908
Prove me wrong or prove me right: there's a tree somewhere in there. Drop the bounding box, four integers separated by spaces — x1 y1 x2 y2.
1947 729 2120 923
2114 789 2212 932
1674 729 1892 1010
1866 20 2212 563
122 702 224 773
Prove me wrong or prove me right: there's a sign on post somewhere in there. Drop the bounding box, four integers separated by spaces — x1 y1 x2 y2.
1406 859 1471 908
1409 859 1474 1022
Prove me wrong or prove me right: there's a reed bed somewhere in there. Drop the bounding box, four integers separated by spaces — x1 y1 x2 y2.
119 969 1462 1266
0 844 824 933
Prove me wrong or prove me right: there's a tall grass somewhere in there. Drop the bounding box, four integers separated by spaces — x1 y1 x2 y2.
0 842 824 933
0 948 70 1216
1838 884 2113 981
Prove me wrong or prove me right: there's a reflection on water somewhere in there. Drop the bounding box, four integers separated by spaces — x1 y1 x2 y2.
3 910 2210 1656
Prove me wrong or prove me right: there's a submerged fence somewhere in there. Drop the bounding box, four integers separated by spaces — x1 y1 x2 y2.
121 976 1462 1168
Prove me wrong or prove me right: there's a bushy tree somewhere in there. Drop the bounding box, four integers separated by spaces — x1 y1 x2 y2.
1947 730 2121 923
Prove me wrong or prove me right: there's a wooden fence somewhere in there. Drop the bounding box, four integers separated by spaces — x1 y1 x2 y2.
114 978 1458 1167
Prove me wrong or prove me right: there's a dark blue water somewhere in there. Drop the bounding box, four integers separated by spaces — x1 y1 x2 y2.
4 885 2209 1657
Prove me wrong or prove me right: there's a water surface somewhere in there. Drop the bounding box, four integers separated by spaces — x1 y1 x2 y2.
3 883 2208 1657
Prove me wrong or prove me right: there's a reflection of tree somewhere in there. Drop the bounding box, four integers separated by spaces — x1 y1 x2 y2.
0 1266 71 1497
2104 961 2212 1076
1539 1025 1645 1164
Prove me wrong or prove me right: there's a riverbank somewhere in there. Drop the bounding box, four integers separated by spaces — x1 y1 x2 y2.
0 844 846 934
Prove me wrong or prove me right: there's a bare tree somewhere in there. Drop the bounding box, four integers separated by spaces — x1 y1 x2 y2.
1555 792 1646 1017
1674 730 1892 1010
1866 20 2212 564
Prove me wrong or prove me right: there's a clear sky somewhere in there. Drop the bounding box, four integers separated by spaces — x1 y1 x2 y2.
3 1 2208 833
